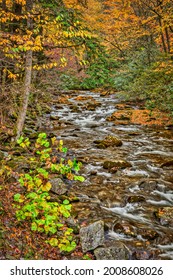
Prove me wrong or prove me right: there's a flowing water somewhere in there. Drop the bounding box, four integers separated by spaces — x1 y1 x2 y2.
48 90 173 259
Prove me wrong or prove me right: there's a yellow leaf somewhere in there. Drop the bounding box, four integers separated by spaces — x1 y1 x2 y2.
41 182 52 192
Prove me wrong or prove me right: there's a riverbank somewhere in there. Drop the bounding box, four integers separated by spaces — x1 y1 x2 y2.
1 90 173 260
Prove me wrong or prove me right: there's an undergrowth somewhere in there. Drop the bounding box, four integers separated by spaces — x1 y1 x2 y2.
1 133 85 253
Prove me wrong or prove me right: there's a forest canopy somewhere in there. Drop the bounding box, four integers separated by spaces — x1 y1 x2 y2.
0 0 173 137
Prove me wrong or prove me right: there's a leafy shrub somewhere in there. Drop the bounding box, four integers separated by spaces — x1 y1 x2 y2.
13 133 85 252
81 53 118 89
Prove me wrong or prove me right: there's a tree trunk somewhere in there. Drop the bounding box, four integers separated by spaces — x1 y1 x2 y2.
158 17 167 53
15 0 33 140
165 26 171 53
16 49 33 139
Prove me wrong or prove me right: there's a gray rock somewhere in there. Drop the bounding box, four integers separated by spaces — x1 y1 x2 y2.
80 220 105 252
94 241 130 260
139 180 157 190
50 178 68 195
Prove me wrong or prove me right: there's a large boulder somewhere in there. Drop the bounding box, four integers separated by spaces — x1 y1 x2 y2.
80 220 105 253
94 241 130 260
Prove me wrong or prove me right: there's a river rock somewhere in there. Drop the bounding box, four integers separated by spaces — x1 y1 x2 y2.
140 229 159 240
79 220 105 252
50 114 59 120
154 207 173 227
103 160 132 170
85 102 101 111
113 221 136 237
160 159 173 168
50 177 68 195
138 180 157 191
94 241 130 260
126 195 145 203
94 135 122 149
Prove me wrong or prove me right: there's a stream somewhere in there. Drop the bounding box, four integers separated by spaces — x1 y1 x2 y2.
46 90 173 259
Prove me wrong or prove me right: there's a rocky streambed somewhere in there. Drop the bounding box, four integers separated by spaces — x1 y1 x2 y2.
42 90 173 259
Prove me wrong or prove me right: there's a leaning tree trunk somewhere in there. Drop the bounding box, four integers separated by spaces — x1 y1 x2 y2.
15 0 33 140
16 49 33 139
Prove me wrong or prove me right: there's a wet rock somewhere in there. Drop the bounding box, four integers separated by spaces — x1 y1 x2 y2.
161 159 173 168
66 217 79 234
103 160 132 170
90 170 97 176
94 135 122 149
50 114 59 120
113 221 136 237
95 143 107 149
138 180 157 190
54 104 64 109
71 105 81 113
80 220 105 252
75 95 94 101
166 177 173 183
50 177 68 195
154 207 173 227
76 156 90 163
106 110 132 122
131 249 155 260
127 195 145 203
94 241 130 260
140 229 159 240
84 102 101 111
100 90 113 97
110 167 118 173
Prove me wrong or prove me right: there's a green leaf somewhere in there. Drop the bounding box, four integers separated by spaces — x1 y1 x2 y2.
18 177 24 186
57 223 64 227
14 193 21 202
63 199 69 205
64 204 71 210
38 133 47 139
36 219 45 225
31 222 37 231
37 168 49 178
26 192 38 199
62 147 68 153
17 136 24 144
73 175 85 182
44 142 50 148
49 227 57 234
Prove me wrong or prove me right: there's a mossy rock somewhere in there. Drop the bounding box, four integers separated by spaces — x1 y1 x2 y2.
94 135 122 149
